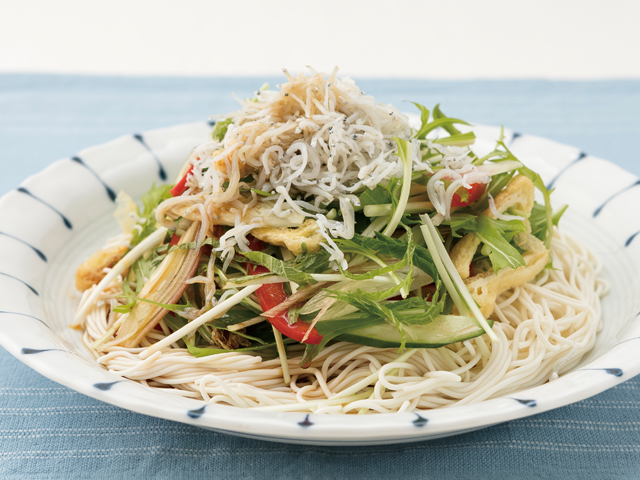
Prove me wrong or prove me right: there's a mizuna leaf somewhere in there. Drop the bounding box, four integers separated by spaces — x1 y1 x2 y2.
211 118 233 141
167 237 219 253
118 295 193 316
359 185 392 207
410 102 431 130
432 104 462 136
242 251 316 286
448 213 477 238
131 184 173 247
415 117 471 141
475 215 526 273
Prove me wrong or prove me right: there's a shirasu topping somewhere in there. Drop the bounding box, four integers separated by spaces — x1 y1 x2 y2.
425 143 491 224
488 193 526 222
166 68 496 267
180 68 412 267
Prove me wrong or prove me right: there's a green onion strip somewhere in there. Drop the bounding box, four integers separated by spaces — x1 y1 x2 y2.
419 214 498 343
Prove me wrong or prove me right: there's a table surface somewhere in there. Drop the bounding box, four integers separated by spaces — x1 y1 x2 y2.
1 75 640 480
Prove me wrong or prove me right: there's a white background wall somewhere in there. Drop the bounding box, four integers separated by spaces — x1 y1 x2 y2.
1 0 639 79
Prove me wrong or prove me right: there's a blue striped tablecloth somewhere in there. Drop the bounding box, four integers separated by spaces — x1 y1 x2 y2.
1 75 639 480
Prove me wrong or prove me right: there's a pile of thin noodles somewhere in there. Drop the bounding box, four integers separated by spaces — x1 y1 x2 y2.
80 229 608 414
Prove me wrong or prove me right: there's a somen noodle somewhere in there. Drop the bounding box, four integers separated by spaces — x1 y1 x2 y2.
79 229 606 413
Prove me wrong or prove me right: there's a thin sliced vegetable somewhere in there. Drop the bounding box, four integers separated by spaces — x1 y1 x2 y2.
420 214 498 342
382 138 413 237
139 284 261 359
170 165 194 197
103 221 203 349
337 315 493 348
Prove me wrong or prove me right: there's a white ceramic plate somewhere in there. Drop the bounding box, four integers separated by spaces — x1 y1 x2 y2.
1 121 639 445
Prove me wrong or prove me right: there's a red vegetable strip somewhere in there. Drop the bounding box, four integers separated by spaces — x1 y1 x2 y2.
247 263 323 345
451 182 486 208
245 237 323 345
170 165 195 197
170 233 181 247
247 235 264 252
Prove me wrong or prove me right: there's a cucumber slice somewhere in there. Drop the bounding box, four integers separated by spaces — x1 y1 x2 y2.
336 315 493 348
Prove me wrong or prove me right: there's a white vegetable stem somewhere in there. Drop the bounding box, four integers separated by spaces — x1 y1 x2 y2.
382 139 413 237
138 284 260 359
272 327 291 384
71 227 169 328
476 160 523 176
364 201 433 218
227 315 265 332
419 221 469 317
274 247 293 383
361 216 387 238
223 273 395 289
419 214 498 343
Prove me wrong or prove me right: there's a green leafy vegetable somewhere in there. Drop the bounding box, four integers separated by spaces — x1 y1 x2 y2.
530 203 568 242
517 164 553 248
226 271 274 285
368 232 439 282
242 251 317 286
386 285 451 325
448 213 478 238
486 130 555 248
212 118 233 141
122 269 136 296
186 341 287 358
433 104 461 135
208 309 258 328
474 215 526 273
292 246 331 274
113 302 135 314
359 185 392 207
119 294 193 317
415 117 471 141
433 132 476 147
319 229 449 353
410 102 431 131
130 184 173 247
251 188 273 197
168 237 220 253
328 290 407 348
336 229 416 282
128 242 168 292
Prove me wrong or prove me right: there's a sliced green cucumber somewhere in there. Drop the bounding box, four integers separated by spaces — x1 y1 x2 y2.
336 315 493 349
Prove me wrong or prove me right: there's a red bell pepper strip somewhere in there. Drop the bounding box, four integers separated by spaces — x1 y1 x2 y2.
246 235 263 252
451 182 486 208
245 238 323 345
170 165 195 197
169 233 181 247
